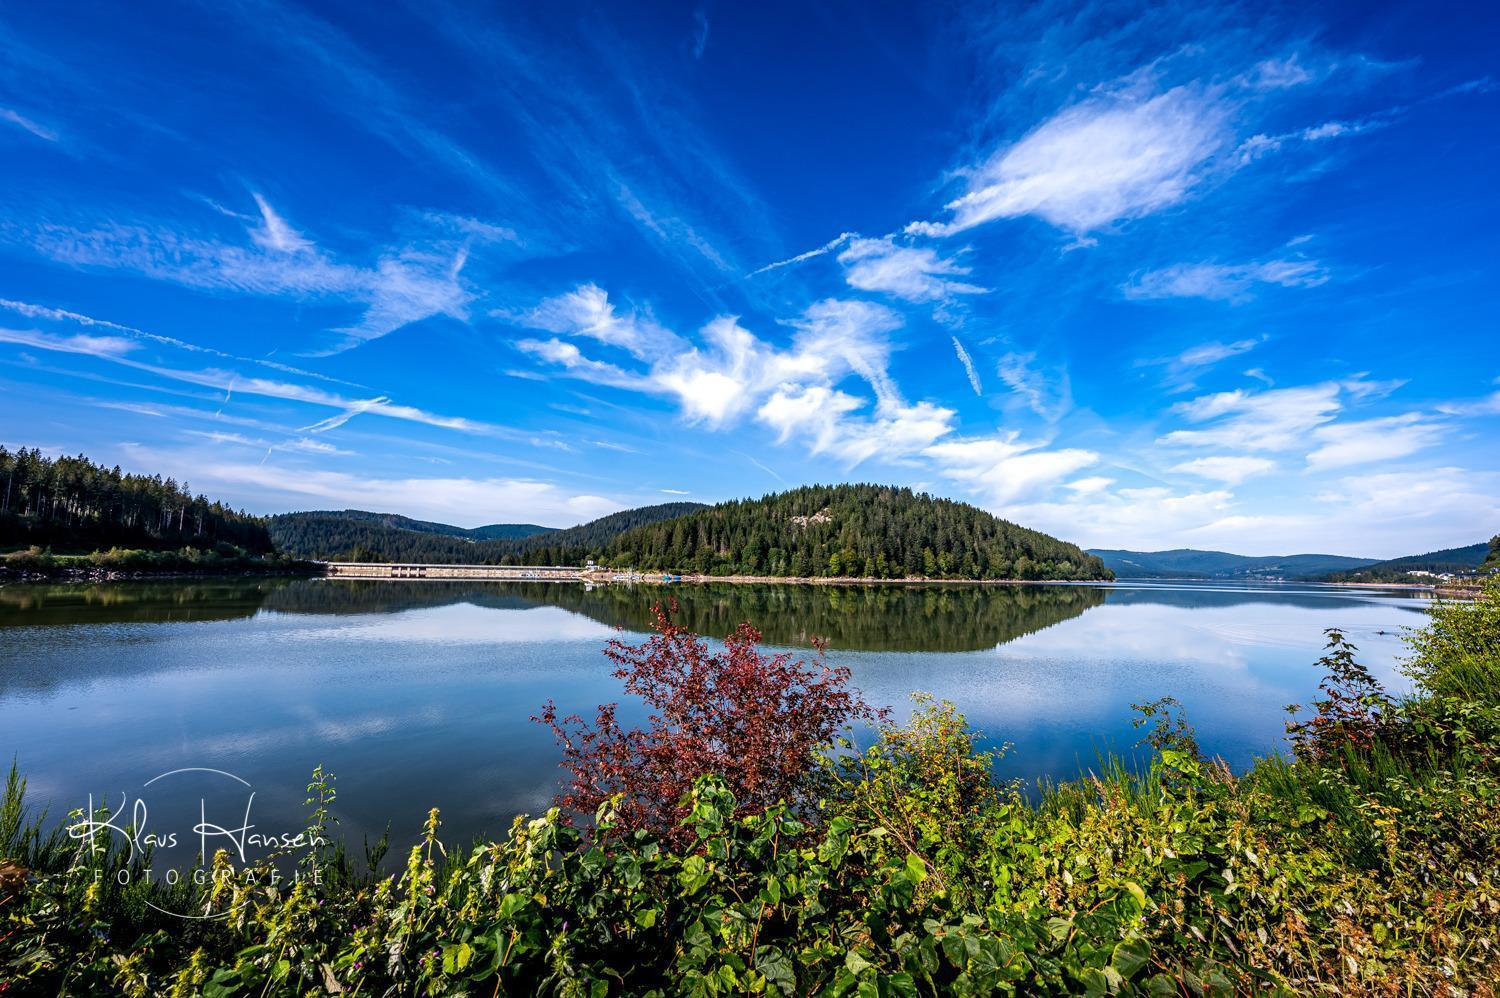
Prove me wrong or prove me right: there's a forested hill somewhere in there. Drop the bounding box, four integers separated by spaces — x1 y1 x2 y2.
601 484 1111 581
0 447 272 554
268 503 705 563
1323 537 1496 582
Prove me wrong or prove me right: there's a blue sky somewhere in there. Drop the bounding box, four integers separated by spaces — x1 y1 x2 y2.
1 0 1496 557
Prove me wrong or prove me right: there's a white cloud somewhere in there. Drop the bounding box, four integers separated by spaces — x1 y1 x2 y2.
515 338 649 391
1171 455 1277 485
1435 390 1500 417
1066 476 1114 495
655 317 773 425
923 433 1098 505
951 337 982 395
1140 337 1266 392
757 388 956 467
908 85 1228 236
1173 339 1262 368
757 384 866 449
651 301 904 427
1306 414 1447 470
518 289 945 464
1162 382 1344 451
836 237 987 302
520 283 680 359
1125 259 1328 302
1297 466 1500 556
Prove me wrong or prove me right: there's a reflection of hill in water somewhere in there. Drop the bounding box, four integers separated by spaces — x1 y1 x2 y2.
0 579 288 626
263 580 1110 652
1098 584 1429 613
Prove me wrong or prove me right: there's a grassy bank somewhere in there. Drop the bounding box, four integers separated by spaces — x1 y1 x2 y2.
2 584 1497 995
0 545 317 580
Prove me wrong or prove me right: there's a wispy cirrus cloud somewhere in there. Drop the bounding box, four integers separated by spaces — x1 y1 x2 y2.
0 106 58 141
951 337 982 396
836 237 987 303
1161 378 1446 472
1436 390 1500 417
995 352 1072 421
1170 455 1277 485
0 297 362 387
908 84 1230 238
1306 413 1447 470
0 324 545 444
1143 336 1266 391
1161 382 1344 451
0 327 137 359
1124 258 1329 302
27 195 473 351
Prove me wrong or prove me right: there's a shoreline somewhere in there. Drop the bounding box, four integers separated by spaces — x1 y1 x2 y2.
0 565 319 584
655 572 1110 586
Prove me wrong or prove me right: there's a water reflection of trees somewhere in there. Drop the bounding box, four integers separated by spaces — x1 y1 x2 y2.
0 580 287 627
262 580 1110 652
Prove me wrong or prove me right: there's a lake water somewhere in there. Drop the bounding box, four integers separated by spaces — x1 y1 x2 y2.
0 577 1430 861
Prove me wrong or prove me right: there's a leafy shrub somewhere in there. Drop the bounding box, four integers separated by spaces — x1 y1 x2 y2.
1404 576 1500 703
1285 628 1394 761
1 545 55 571
535 601 879 844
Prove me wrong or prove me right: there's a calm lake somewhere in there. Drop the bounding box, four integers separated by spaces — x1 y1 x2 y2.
0 577 1430 857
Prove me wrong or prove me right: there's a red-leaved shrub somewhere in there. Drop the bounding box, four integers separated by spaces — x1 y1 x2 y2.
535 601 877 844
1285 628 1393 761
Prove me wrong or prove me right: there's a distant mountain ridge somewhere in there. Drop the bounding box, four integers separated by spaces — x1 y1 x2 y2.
297 509 556 541
268 503 705 563
1323 540 1494 582
1088 548 1378 580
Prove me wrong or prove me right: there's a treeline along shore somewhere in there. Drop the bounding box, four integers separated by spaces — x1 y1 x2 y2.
0 447 312 580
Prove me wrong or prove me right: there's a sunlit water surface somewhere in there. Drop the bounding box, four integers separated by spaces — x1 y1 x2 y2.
0 578 1429 858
